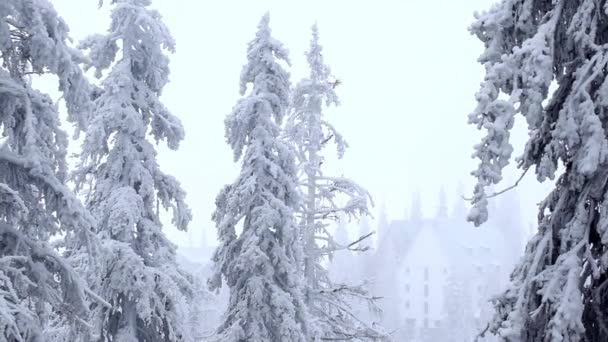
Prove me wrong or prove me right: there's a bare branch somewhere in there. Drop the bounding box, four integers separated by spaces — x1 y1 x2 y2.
474 323 490 342
346 231 374 251
463 166 530 201
320 134 334 146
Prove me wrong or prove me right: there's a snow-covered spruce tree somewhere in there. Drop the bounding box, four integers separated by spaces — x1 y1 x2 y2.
72 1 193 341
208 13 311 342
0 1 101 340
468 1 608 341
284 24 386 341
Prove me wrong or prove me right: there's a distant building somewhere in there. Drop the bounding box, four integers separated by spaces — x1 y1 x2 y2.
366 190 524 341
396 219 449 340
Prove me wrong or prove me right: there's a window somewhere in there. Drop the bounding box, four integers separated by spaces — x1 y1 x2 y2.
405 301 410 309
434 320 441 328
424 267 429 281
405 284 410 292
424 318 429 328
405 266 410 275
424 284 429 297
424 302 429 315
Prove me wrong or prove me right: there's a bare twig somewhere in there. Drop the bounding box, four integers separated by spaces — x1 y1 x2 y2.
321 134 334 145
315 231 375 255
474 323 490 342
463 167 530 201
346 231 375 251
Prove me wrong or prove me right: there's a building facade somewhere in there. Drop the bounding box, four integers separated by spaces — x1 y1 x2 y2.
363 191 524 341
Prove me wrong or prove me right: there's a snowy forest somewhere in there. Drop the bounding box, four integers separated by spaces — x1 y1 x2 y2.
3 0 608 341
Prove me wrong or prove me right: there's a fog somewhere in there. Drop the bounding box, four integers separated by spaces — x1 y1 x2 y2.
51 0 550 245
45 0 555 340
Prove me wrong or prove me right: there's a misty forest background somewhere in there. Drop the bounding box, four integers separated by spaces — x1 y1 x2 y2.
2 0 608 342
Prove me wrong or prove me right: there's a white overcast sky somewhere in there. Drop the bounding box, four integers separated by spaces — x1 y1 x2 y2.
50 0 553 248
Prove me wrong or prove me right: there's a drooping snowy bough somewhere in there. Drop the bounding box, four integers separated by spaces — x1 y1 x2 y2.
209 13 311 342
72 1 194 341
0 0 98 340
469 1 608 341
284 24 387 341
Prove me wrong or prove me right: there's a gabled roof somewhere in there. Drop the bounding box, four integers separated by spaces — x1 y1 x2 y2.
373 213 514 272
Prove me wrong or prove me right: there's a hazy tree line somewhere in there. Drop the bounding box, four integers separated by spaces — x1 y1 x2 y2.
3 0 608 341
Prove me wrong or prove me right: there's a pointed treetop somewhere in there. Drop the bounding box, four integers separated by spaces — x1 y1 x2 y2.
239 12 291 97
305 22 343 94
261 11 270 23
254 12 272 41
377 201 389 239
410 191 422 222
378 201 388 223
200 227 208 249
437 186 448 218
311 21 319 40
228 12 291 162
307 23 328 82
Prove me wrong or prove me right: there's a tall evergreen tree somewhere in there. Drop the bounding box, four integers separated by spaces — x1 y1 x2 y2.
208 13 310 342
284 23 385 341
72 1 193 341
468 1 608 340
0 0 99 340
